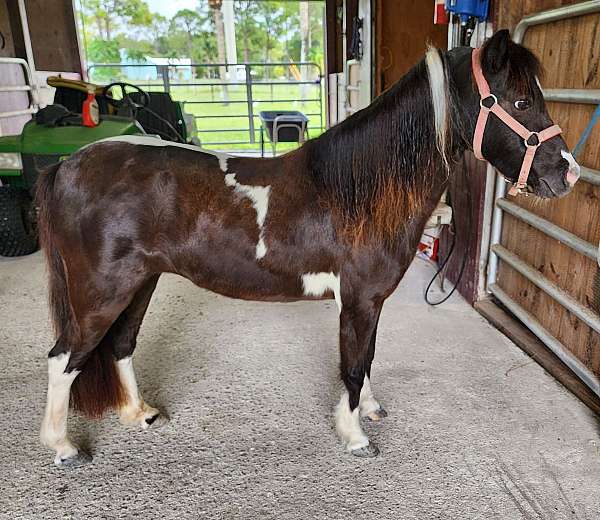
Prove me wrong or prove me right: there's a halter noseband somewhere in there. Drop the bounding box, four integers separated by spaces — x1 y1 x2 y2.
471 48 562 196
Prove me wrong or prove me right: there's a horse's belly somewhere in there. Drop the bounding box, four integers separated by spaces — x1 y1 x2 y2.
170 236 339 306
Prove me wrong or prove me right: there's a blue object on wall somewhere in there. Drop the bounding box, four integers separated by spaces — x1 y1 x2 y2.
445 0 489 23
573 103 600 159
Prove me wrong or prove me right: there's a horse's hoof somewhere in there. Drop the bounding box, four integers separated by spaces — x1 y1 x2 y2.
145 412 169 430
351 443 380 458
365 407 388 422
54 450 92 468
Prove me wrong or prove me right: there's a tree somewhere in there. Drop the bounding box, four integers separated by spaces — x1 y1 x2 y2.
255 2 286 77
299 1 309 98
208 0 229 102
150 14 170 54
171 9 203 61
87 38 120 81
234 1 262 63
81 0 152 40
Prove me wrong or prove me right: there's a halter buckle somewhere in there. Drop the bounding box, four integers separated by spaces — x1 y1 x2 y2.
480 94 497 110
524 132 540 148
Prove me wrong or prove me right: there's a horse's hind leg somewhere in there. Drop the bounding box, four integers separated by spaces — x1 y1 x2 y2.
40 341 90 467
40 268 151 467
41 306 128 467
108 275 168 429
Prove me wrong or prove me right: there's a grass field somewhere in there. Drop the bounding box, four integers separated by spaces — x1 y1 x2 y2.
89 70 325 154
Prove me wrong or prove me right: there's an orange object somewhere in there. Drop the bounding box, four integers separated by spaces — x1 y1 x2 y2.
82 89 99 127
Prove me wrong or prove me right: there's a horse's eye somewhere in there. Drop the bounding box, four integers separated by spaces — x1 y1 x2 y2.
514 99 531 111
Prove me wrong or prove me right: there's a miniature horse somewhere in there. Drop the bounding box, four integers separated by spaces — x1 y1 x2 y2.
37 30 579 466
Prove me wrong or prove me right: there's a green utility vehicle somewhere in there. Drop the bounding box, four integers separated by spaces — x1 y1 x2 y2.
0 77 195 256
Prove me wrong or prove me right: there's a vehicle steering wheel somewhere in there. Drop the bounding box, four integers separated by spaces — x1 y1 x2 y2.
102 82 150 110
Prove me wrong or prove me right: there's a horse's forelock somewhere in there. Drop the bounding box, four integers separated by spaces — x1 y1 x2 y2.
495 41 544 97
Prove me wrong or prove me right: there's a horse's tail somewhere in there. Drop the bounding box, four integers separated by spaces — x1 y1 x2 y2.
36 162 125 418
36 162 70 337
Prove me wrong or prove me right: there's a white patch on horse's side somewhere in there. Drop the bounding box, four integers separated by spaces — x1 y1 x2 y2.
116 356 159 429
224 173 271 259
425 47 449 168
335 391 369 451
561 150 581 185
301 272 341 312
40 352 81 465
359 375 382 418
94 134 230 172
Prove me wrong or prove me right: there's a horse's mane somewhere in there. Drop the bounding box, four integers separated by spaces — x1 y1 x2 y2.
306 50 453 245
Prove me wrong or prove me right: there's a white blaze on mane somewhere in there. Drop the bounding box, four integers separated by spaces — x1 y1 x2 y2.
224 173 271 259
425 47 449 168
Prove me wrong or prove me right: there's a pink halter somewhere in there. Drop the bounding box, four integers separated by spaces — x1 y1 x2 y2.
471 48 562 196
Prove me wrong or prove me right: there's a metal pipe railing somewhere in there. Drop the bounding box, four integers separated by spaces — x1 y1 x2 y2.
580 166 600 185
0 86 31 93
492 245 600 333
544 88 600 104
496 198 598 261
489 283 600 398
513 0 600 43
88 61 324 149
0 108 35 119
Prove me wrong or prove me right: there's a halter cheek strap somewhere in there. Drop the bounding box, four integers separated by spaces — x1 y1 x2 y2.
471 48 562 196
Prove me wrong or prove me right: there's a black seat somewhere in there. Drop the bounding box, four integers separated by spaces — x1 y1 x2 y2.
129 91 186 142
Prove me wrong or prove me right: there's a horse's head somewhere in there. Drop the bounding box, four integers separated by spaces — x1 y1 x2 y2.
453 30 579 198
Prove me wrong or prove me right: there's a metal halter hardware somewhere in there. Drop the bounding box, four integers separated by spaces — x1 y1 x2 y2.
471 48 562 196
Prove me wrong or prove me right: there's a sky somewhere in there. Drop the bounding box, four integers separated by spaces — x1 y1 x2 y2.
145 0 200 18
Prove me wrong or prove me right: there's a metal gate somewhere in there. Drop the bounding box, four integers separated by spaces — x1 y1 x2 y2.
485 1 600 396
88 62 324 150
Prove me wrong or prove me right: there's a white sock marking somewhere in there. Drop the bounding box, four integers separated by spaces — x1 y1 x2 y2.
335 391 369 451
116 356 158 428
359 375 382 416
224 173 271 259
93 134 230 172
425 47 449 168
301 272 341 312
40 353 80 464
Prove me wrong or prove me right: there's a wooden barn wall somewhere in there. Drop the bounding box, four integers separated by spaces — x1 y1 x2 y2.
325 0 344 75
374 0 447 94
374 0 448 94
495 1 600 378
25 0 81 72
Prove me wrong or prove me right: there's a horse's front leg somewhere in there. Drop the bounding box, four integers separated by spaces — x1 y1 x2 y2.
360 310 387 421
335 298 383 457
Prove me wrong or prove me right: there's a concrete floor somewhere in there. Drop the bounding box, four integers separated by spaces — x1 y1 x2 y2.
1 252 599 519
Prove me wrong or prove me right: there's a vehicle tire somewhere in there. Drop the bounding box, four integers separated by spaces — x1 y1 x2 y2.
0 185 38 257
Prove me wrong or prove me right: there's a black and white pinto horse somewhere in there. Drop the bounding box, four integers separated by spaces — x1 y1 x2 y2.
37 30 579 466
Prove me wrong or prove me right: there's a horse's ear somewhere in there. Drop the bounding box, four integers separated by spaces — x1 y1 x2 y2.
483 29 510 73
